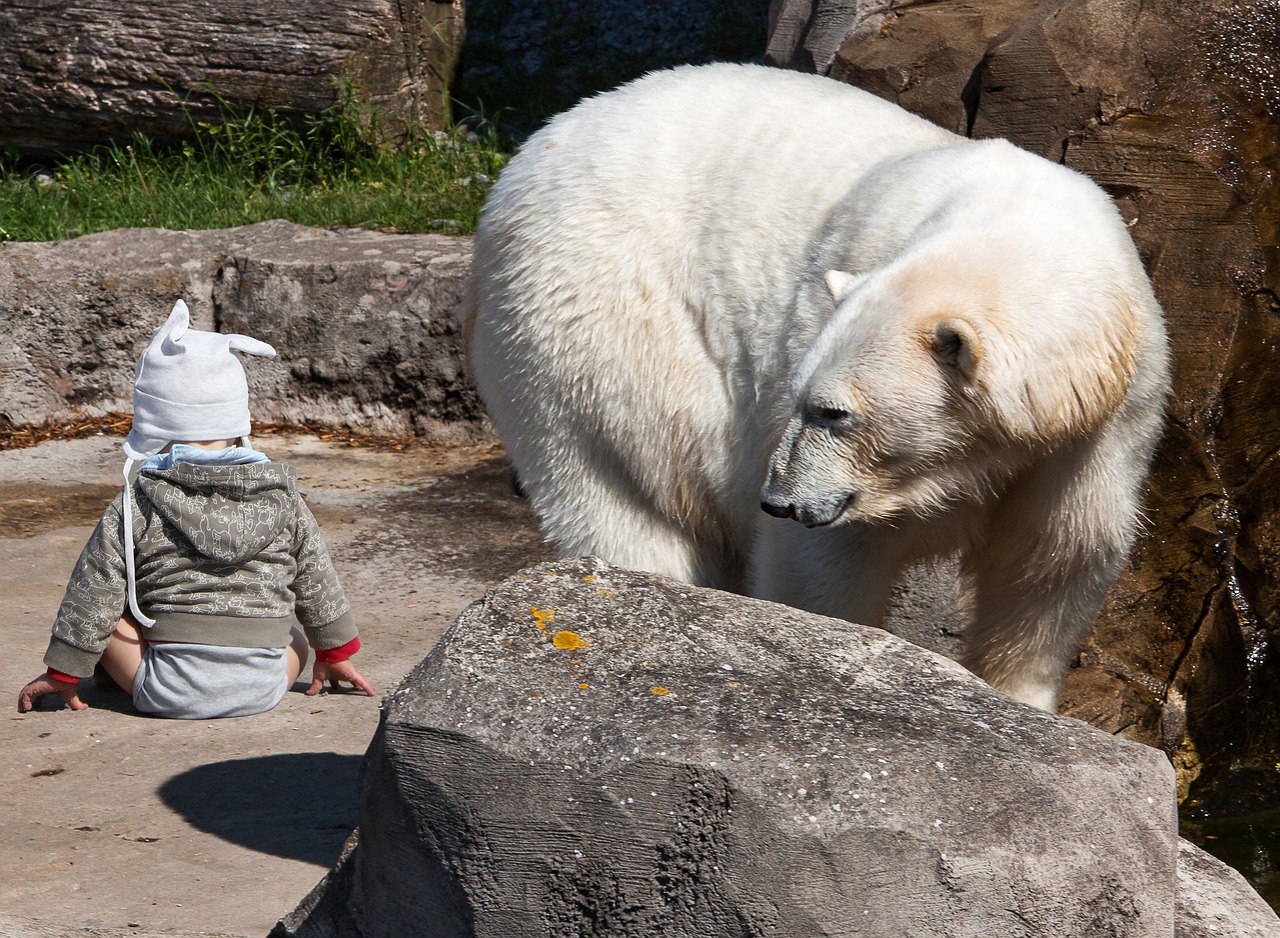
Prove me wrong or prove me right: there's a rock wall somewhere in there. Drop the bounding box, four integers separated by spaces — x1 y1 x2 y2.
457 0 771 138
275 559 1279 937
0 221 481 439
766 0 1280 812
0 0 464 158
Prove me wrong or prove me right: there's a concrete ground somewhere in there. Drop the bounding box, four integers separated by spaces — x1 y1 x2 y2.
0 432 551 938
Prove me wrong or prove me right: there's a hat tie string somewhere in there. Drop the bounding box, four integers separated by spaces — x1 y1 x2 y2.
121 458 156 629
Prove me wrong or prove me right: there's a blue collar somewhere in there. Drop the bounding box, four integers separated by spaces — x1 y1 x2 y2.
140 443 271 471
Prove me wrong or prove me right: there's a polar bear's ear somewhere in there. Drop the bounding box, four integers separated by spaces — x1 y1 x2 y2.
823 270 866 304
931 317 982 380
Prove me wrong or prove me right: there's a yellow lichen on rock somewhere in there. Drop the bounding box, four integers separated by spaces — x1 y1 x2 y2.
552 629 587 650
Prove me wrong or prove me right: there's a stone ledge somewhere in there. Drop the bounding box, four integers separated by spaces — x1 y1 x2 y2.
0 220 483 441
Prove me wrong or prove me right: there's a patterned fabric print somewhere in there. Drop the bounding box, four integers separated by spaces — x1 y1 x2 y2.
46 461 352 676
50 510 131 662
136 463 302 614
290 498 352 630
142 463 289 562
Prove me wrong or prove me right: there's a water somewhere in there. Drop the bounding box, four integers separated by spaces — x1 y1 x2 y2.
1182 808 1280 913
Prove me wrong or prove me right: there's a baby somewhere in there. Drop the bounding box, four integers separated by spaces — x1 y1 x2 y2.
18 300 374 718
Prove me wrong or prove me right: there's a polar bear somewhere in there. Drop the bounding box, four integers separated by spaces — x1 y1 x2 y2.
465 63 1170 711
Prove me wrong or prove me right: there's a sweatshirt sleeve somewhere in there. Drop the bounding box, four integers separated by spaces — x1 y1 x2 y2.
291 495 358 651
43 498 130 679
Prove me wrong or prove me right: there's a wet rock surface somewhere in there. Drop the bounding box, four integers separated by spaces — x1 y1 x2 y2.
767 0 1280 817
280 557 1195 937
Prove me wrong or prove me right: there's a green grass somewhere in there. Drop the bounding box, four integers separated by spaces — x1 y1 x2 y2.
0 3 769 243
0 92 509 243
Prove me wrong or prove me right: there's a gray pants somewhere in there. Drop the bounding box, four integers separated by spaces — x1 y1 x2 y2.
133 642 289 719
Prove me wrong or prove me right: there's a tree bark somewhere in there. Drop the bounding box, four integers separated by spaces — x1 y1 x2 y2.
0 0 464 158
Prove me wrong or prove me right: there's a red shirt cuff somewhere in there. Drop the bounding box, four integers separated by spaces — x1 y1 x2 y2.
315 636 360 664
46 668 81 685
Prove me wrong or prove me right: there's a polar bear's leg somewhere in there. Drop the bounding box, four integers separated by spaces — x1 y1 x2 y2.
542 488 734 589
750 517 903 626
962 555 1121 712
961 435 1141 711
468 285 746 589
508 434 745 590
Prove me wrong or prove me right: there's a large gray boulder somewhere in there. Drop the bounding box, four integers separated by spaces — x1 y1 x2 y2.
0 221 480 439
0 0 464 157
273 557 1261 937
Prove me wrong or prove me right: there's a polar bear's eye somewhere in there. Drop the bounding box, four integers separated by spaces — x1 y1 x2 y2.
807 404 854 426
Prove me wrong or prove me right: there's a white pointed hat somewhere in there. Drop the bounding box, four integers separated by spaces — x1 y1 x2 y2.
124 299 276 459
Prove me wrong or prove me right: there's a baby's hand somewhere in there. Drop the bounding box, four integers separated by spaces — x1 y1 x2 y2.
18 673 87 713
306 659 376 697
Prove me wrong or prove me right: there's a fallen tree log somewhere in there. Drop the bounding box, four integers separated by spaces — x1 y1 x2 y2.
0 0 463 158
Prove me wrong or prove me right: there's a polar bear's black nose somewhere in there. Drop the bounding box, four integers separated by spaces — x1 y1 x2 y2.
760 498 793 519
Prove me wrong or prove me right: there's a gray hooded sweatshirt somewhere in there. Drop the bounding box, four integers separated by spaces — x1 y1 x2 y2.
44 461 357 678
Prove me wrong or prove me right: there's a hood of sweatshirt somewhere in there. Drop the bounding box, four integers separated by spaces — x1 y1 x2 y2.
136 462 297 564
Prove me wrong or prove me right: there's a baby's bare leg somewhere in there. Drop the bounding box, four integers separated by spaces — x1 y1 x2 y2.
98 616 147 693
286 627 309 686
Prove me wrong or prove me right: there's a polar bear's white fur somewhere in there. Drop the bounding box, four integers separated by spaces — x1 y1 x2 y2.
465 64 1170 711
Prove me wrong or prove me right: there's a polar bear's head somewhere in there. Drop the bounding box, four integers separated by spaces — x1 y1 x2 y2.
760 247 1140 527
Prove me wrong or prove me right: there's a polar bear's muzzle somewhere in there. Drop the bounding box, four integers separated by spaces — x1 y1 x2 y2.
761 416 859 527
760 486 855 528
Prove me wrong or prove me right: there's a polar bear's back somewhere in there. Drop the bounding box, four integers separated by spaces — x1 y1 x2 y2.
478 64 957 328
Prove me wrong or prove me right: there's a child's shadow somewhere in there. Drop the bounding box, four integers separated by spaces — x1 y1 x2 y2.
158 751 362 866
70 675 363 865
55 679 361 867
